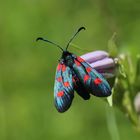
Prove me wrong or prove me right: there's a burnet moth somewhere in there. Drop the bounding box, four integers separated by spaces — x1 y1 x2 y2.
36 27 111 113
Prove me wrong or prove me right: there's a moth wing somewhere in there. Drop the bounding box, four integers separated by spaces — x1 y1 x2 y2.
72 56 111 97
72 72 90 100
54 63 74 112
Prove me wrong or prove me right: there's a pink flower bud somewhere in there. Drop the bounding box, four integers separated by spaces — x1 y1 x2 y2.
81 50 116 78
81 51 108 63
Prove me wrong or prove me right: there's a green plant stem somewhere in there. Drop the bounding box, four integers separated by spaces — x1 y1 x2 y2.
106 106 120 140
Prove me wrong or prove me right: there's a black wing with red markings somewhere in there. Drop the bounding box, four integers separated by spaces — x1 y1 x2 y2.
54 63 74 112
72 55 111 97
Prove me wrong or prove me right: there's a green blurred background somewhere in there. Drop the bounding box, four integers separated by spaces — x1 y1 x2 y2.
0 0 140 140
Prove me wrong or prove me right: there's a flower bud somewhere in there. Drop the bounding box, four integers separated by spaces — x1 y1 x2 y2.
134 92 140 114
81 51 108 63
81 50 116 78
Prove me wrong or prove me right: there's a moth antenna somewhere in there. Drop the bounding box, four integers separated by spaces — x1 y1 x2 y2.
36 37 64 51
65 27 86 51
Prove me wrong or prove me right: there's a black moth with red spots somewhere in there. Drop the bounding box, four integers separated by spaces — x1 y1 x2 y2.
36 27 111 113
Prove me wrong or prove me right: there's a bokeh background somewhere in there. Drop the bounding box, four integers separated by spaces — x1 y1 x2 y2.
0 0 140 140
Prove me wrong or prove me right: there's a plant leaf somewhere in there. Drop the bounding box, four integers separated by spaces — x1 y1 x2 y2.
108 32 118 57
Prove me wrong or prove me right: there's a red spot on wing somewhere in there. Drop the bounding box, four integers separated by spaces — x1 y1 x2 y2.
74 60 81 66
63 82 70 87
94 78 102 85
57 64 62 71
75 77 79 82
62 64 66 72
57 91 64 97
57 77 62 82
72 76 79 87
86 67 92 73
72 76 79 83
77 57 85 62
72 77 75 82
84 74 90 82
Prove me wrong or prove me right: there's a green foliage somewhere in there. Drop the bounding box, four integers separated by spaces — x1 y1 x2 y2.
108 33 118 58
107 36 140 131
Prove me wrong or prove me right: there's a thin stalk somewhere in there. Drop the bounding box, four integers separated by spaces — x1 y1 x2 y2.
106 106 120 140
